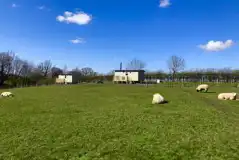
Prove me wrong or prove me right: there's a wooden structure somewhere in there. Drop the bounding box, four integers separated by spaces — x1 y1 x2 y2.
56 74 74 84
113 70 145 84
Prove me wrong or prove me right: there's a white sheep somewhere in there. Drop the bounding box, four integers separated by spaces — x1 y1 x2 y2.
218 92 237 100
1 91 14 97
152 93 165 104
196 84 209 92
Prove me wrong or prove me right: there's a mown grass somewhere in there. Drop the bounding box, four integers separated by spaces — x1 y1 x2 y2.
0 84 239 159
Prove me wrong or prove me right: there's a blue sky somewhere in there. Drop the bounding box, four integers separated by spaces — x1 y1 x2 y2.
1 0 239 73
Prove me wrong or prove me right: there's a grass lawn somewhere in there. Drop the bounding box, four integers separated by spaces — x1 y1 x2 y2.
1 84 239 159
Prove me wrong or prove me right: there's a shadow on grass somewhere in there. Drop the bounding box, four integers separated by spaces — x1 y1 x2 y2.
202 91 216 94
196 90 216 94
162 100 169 104
154 100 169 104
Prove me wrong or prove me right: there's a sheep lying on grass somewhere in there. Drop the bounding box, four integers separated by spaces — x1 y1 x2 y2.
1 92 14 97
196 84 209 92
152 93 165 104
218 92 237 100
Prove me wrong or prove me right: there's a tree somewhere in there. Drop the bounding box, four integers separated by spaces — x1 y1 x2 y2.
0 52 14 85
38 60 52 77
63 65 68 74
167 55 185 80
81 67 96 77
21 61 33 77
51 67 63 78
11 56 26 76
28 68 44 84
126 58 146 70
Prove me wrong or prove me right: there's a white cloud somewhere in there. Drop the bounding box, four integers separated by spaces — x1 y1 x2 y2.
38 6 46 10
159 0 171 8
37 5 51 11
11 3 19 8
198 40 234 52
69 38 85 44
56 11 92 25
64 11 73 16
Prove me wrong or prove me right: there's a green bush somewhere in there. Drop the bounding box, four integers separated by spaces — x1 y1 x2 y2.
37 78 55 86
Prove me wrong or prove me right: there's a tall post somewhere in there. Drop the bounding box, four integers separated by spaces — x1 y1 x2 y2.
126 71 128 84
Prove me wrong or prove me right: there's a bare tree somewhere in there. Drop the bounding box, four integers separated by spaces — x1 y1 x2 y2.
63 65 68 74
0 52 14 85
38 60 52 77
21 61 33 77
167 55 185 80
126 58 146 70
81 67 95 76
11 56 26 76
51 67 63 78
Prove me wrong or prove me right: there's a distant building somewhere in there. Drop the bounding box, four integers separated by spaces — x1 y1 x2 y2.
113 70 145 83
55 78 65 84
56 74 73 84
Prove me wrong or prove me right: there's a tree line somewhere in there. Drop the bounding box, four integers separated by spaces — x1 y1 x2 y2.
121 56 239 83
1 51 239 88
0 51 99 88
147 55 239 83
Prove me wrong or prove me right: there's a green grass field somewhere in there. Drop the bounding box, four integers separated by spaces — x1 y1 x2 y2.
1 84 239 159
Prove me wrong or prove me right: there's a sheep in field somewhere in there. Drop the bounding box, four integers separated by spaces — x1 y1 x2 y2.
1 92 14 97
218 92 237 100
152 93 165 104
196 84 209 92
